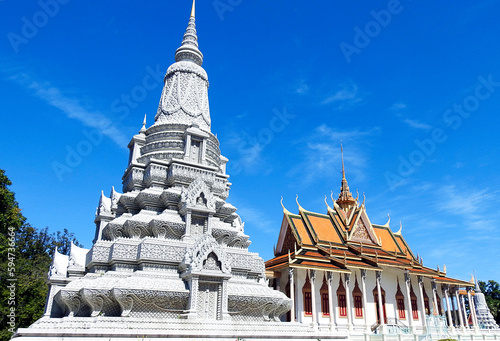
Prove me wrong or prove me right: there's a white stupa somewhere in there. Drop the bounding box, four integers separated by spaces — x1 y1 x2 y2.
13 2 333 340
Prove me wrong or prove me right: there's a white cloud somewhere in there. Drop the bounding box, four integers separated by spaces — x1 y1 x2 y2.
322 82 362 108
403 118 432 131
9 72 129 148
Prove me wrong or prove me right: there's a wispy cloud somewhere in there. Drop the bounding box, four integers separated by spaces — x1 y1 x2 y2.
287 125 379 185
322 82 362 108
295 79 309 95
403 118 432 131
390 102 407 110
224 131 271 176
9 72 129 148
236 205 277 235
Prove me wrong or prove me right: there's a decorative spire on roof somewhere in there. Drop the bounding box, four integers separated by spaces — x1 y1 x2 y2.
140 114 147 134
175 0 203 66
336 144 357 211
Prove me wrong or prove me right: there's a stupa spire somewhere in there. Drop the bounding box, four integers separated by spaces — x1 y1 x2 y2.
175 0 203 66
336 143 357 210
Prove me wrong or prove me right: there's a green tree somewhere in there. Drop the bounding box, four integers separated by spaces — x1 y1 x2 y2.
479 280 500 325
0 169 82 341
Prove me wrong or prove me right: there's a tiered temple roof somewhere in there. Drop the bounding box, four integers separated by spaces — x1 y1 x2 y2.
266 162 472 288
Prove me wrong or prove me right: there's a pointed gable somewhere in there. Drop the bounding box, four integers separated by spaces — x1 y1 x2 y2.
348 208 379 246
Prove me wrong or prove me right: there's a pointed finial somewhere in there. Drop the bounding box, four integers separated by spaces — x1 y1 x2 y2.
280 196 291 214
384 213 391 227
341 142 345 178
396 221 402 234
336 143 356 210
295 194 301 209
175 1 203 66
324 195 331 210
362 192 366 206
190 0 196 18
140 114 147 133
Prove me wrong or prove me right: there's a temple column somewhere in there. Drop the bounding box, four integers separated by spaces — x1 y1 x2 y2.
418 276 427 330
431 280 439 315
327 272 335 330
376 271 385 328
221 278 230 320
185 275 199 318
461 294 469 329
467 288 479 332
451 292 458 326
404 272 414 330
454 289 465 331
344 273 353 331
289 268 295 322
310 269 318 329
444 285 455 332
361 269 369 332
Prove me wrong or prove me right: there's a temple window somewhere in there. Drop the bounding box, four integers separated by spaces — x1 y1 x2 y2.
302 271 312 316
395 282 406 319
337 276 347 317
423 289 430 315
320 274 329 316
352 276 363 318
410 284 418 320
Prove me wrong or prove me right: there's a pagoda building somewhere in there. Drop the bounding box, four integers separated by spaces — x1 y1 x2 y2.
12 3 321 340
265 149 498 338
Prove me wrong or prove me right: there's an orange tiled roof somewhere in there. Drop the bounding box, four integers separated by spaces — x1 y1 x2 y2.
302 212 344 245
269 193 471 286
289 215 313 246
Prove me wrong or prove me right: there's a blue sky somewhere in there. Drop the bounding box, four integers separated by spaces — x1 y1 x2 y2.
1 1 500 284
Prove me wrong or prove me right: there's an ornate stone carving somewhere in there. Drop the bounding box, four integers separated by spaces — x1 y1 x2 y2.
81 288 120 317
180 178 216 212
181 234 231 274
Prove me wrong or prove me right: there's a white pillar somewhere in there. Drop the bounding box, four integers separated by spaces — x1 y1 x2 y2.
376 271 385 326
467 288 478 331
461 294 469 329
404 272 414 329
361 269 369 332
432 280 439 315
310 270 317 328
327 272 335 330
444 286 455 332
289 268 295 322
454 290 465 330
418 276 427 328
344 273 353 331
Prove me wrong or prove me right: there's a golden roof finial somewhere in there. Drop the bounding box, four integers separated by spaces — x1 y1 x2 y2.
190 0 196 18
341 141 345 179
